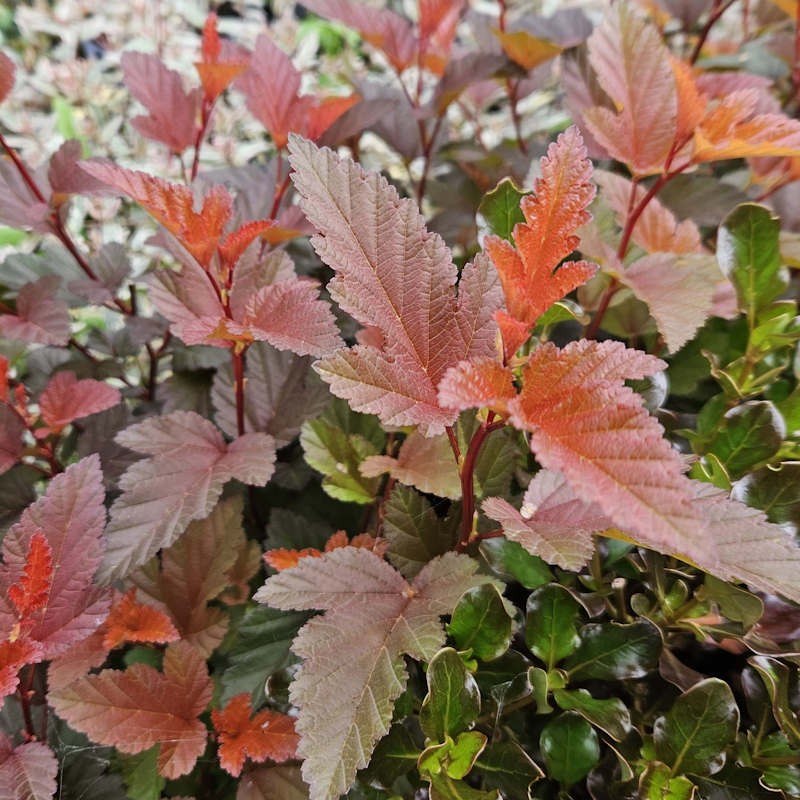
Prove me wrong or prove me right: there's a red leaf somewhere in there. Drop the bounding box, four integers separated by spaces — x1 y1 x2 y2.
218 220 274 271
305 94 361 142
0 276 70 347
0 640 43 699
264 547 322 571
438 357 516 414
195 13 249 103
102 589 179 650
0 51 15 104
418 0 464 74
0 404 25 477
80 160 232 268
212 694 298 777
484 127 596 360
0 736 58 800
38 371 121 435
48 641 213 779
0 455 110 658
121 51 200 153
8 532 52 621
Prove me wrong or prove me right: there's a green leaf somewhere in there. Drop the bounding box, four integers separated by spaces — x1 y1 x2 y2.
639 762 696 800
749 656 800 747
490 666 553 716
361 724 420 787
717 204 788 316
474 740 544 797
472 427 519 499
447 584 513 662
733 462 800 531
758 732 800 795
539 712 600 786
653 678 739 777
118 747 165 800
0 226 26 247
553 688 632 742
701 576 764 628
478 178 527 241
479 538 552 589
300 398 385 504
564 620 662 681
420 648 481 742
419 732 488 780
383 485 458 577
693 762 786 799
707 402 785 479
219 606 309 704
428 773 501 800
525 584 582 669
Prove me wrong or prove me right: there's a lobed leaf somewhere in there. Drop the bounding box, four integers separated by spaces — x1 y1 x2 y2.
0 736 58 800
256 548 497 800
38 371 121 434
49 641 213 780
98 411 275 583
7 531 52 621
102 589 179 650
0 276 70 346
289 136 502 434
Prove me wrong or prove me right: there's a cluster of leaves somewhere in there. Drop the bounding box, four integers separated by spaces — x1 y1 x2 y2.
0 1 800 799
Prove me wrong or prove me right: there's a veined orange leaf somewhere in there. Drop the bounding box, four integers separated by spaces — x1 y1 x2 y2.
195 12 248 103
102 589 179 650
7 531 52 621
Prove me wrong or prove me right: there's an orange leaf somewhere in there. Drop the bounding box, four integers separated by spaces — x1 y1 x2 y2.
218 220 274 272
438 357 516 413
195 13 249 102
484 127 597 360
670 57 706 148
0 639 42 699
306 94 361 142
264 547 322 571
212 694 299 777
8 531 52 621
324 531 349 551
493 30 562 71
103 589 179 650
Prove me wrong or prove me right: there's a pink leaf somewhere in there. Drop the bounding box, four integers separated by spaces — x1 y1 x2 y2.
38 372 121 434
121 51 200 153
438 358 516 413
509 340 709 562
0 736 57 800
49 641 212 779
0 51 15 105
0 161 51 233
0 455 110 659
289 136 502 435
98 412 275 583
583 5 677 175
0 276 70 346
47 140 108 197
0 405 25 477
482 470 612 570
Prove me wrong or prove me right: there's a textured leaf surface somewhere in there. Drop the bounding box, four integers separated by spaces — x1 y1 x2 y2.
256 548 496 800
483 127 596 359
509 340 707 563
0 276 70 346
0 736 58 800
49 641 212 779
99 411 275 583
584 4 676 174
7 531 52 621
38 371 121 434
483 470 612 570
0 51 14 104
212 694 298 777
0 455 109 658
102 589 179 650
289 136 502 434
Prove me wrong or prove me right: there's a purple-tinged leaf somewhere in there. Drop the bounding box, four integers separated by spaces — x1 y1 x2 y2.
0 455 110 658
68 242 131 304
0 736 57 800
0 405 25 477
0 51 15 105
98 412 275 583
38 372 121 434
47 140 107 197
0 160 51 233
0 276 70 346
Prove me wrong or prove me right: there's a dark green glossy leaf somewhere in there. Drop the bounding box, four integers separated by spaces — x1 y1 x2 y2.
362 724 420 787
539 712 600 786
717 204 788 316
707 401 785 479
480 538 552 589
701 576 764 628
420 648 480 742
758 732 800 795
419 731 487 781
219 606 309 704
448 584 513 662
638 762 696 800
428 773 501 800
383 485 458 578
653 678 739 777
525 584 581 668
490 666 553 717
300 398 385 504
776 387 800 436
692 762 784 799
749 656 800 747
553 688 632 742
733 462 800 531
475 740 544 798
478 177 527 241
564 620 662 681
118 748 164 800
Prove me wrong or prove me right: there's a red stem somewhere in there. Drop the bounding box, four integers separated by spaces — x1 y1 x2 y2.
416 114 446 205
232 347 247 437
689 0 736 65
190 99 215 182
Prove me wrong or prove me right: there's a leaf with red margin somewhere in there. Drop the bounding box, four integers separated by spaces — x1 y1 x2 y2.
0 736 57 800
289 136 502 435
98 411 275 583
508 340 709 562
80 160 232 268
38 371 121 435
418 0 464 74
195 12 249 103
102 589 179 650
583 4 677 175
0 455 110 659
8 532 52 620
484 127 597 361
212 694 298 777
121 51 200 154
0 276 70 346
482 470 613 570
49 641 213 780
0 640 43 700
0 51 15 104
264 532 385 572
0 404 25 477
